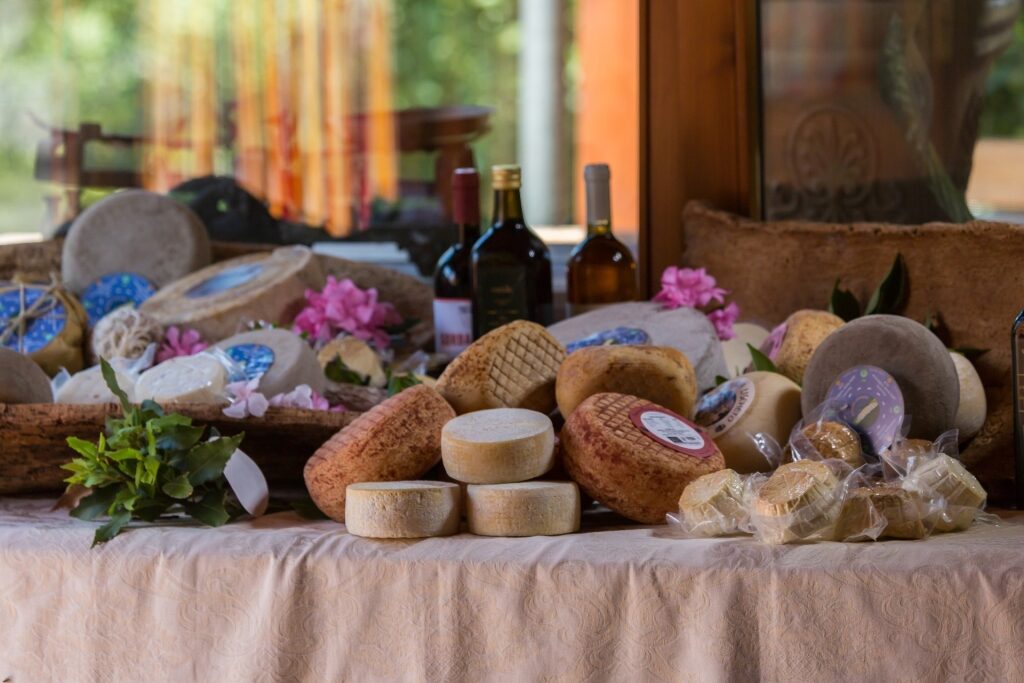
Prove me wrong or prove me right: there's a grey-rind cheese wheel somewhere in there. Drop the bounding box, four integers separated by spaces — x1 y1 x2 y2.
0 349 52 404
141 246 325 341
213 328 325 396
802 315 959 441
62 190 211 293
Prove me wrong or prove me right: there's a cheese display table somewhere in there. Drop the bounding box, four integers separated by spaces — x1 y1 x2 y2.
0 498 1022 682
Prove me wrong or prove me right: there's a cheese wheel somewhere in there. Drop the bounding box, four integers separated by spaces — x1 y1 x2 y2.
56 364 137 405
677 468 746 537
835 485 926 541
62 190 211 294
0 284 88 375
0 348 52 403
950 352 986 442
134 354 228 404
345 481 461 538
304 384 456 522
466 482 580 536
694 372 802 473
761 310 843 385
561 392 725 523
555 345 697 419
441 408 555 484
752 461 841 544
902 453 986 531
317 336 386 388
213 328 325 397
141 246 325 341
436 320 566 414
799 421 864 468
721 322 770 377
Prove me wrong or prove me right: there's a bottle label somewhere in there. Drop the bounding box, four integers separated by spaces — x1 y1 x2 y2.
433 298 473 356
695 377 755 436
630 406 717 459
475 265 529 334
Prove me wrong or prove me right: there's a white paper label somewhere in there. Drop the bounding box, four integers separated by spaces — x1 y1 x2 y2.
433 298 473 356
638 411 706 450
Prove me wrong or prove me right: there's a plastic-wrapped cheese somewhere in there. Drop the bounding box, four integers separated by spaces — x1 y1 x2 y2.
56 363 137 405
213 328 325 397
134 354 228 404
466 482 580 536
902 453 986 532
751 460 841 544
677 468 746 537
441 408 555 484
694 372 802 473
345 481 461 539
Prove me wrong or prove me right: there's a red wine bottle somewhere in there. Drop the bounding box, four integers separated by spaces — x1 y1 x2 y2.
433 168 480 356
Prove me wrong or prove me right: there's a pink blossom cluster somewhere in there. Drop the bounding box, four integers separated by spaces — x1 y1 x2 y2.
653 266 740 341
223 378 345 419
292 276 401 349
156 326 208 363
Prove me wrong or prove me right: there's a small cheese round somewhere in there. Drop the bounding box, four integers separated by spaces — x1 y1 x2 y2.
466 482 580 536
950 351 986 442
800 421 864 467
134 354 228 404
56 364 137 404
213 328 325 397
345 481 461 539
0 348 52 404
678 468 746 537
721 322 770 377
305 384 456 522
836 485 926 541
901 453 986 531
441 408 555 484
556 344 697 419
752 461 841 544
694 372 802 473
763 310 843 384
317 336 386 388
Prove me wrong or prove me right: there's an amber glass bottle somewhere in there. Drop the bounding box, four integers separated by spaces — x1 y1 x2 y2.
433 168 480 356
470 165 553 338
566 163 637 316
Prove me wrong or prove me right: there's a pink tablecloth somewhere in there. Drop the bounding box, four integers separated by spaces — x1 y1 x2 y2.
0 498 1021 682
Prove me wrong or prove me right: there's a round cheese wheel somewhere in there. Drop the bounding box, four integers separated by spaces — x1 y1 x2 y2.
950 352 986 442
0 284 88 375
213 328 325 397
762 310 843 385
694 371 802 473
555 344 697 419
902 453 986 532
466 482 580 536
441 408 555 484
721 322 770 377
304 384 456 522
134 354 228 404
56 363 137 405
62 190 211 294
345 481 461 539
751 461 841 544
677 468 746 537
140 246 325 342
0 348 52 403
317 336 386 388
561 392 725 524
802 315 959 441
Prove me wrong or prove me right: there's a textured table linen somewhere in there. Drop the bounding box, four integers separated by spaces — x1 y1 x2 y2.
0 498 1022 682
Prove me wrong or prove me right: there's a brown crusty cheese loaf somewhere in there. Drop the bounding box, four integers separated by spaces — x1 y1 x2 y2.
435 320 566 414
561 392 725 523
304 384 456 522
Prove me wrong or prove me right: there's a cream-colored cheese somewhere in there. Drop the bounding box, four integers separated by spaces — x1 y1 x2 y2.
134 354 228 404
678 468 746 537
345 481 461 538
466 482 580 536
56 364 137 404
950 351 987 443
441 408 555 484
902 453 986 531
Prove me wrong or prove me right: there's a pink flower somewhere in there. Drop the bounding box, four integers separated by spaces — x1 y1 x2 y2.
292 276 402 349
223 378 269 419
707 302 740 341
268 384 346 412
653 267 728 310
156 326 208 363
761 322 788 361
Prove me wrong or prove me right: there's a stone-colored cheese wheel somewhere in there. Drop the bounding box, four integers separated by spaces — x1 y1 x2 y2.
950 352 986 442
466 482 580 536
802 315 959 441
141 246 325 342
901 453 986 532
304 385 456 522
677 468 746 537
213 328 325 397
721 322 770 377
694 372 802 473
345 481 461 538
441 408 555 484
62 190 211 293
134 354 228 404
436 320 565 414
0 348 52 404
556 345 697 419
768 310 843 385
317 336 386 388
561 392 725 524
56 364 137 404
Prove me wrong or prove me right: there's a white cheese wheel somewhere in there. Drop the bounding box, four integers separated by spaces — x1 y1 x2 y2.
56 364 137 405
694 372 802 473
213 328 325 397
950 352 986 442
441 408 555 484
134 354 228 404
345 481 461 538
0 348 52 404
466 482 580 536
721 322 770 377
140 245 324 341
678 468 746 537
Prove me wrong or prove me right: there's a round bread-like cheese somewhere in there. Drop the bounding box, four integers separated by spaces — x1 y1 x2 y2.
134 354 228 404
764 310 843 385
678 468 746 537
721 322 770 377
304 384 456 522
901 453 986 531
436 320 566 414
836 485 926 541
56 364 137 404
950 352 986 442
800 421 864 467
213 328 325 397
802 315 959 441
561 392 725 524
62 190 211 294
441 408 555 484
694 371 802 473
752 462 840 544
0 348 52 403
141 246 325 342
466 482 580 536
345 481 461 538
556 344 697 419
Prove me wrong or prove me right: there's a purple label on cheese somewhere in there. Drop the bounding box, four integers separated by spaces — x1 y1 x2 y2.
824 365 905 456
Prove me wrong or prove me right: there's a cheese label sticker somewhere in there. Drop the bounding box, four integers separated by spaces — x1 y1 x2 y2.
695 377 755 436
225 343 275 381
824 365 905 456
186 263 264 299
81 272 157 326
566 326 651 353
630 406 717 459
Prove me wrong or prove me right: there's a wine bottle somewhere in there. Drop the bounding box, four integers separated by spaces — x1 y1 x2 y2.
471 164 553 338
433 168 480 357
1013 307 1024 507
566 163 638 316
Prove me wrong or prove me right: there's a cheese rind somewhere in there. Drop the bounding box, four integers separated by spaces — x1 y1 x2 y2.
213 328 325 396
134 354 228 404
441 408 555 484
765 310 843 385
345 481 461 538
466 482 580 536
0 348 52 404
950 351 986 442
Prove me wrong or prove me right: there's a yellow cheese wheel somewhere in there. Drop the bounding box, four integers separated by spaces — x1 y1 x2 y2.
441 408 555 484
345 481 461 538
466 482 580 536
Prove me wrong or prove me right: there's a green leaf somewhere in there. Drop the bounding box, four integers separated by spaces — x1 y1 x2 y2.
864 254 908 316
952 347 989 362
185 434 244 485
92 511 132 546
155 424 205 453
714 375 729 387
184 489 230 527
70 486 118 521
385 370 422 396
324 357 370 385
113 487 141 512
66 436 99 459
99 358 132 413
828 279 862 322
747 344 780 374
162 474 194 499
132 498 174 523
106 448 142 462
